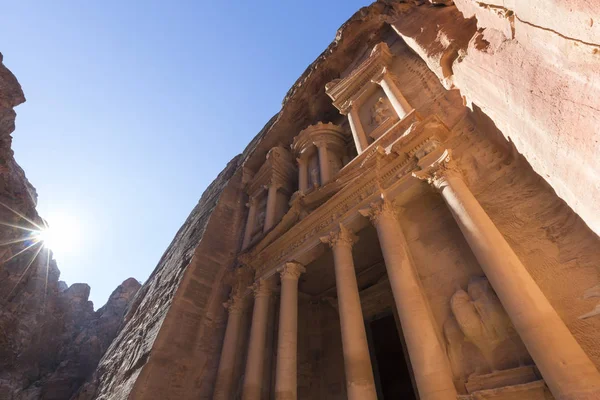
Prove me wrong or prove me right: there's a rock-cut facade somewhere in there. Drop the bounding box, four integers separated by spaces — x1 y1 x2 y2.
2 1 600 400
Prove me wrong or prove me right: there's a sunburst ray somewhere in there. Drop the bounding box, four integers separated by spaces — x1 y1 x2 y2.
0 201 43 230
7 241 43 300
1 239 42 264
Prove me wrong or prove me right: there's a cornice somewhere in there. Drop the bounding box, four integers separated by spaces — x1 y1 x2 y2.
325 42 393 113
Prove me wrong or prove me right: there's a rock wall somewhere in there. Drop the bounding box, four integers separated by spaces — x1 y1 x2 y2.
73 155 248 400
0 55 141 400
391 0 600 236
4 1 598 399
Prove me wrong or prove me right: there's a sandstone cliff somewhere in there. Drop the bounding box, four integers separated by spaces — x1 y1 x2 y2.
4 0 600 399
69 1 600 399
0 54 141 400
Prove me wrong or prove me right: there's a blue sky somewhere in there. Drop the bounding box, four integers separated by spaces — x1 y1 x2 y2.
1 1 372 307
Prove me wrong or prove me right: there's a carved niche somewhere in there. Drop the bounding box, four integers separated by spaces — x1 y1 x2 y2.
244 146 296 244
444 277 531 381
291 122 347 192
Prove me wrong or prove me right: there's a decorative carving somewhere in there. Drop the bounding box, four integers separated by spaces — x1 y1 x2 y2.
278 261 306 280
246 145 296 197
246 195 258 209
245 115 436 276
250 277 275 298
310 168 320 188
223 294 245 315
359 195 397 224
370 97 393 128
412 148 462 191
445 277 530 374
325 42 393 112
320 223 358 248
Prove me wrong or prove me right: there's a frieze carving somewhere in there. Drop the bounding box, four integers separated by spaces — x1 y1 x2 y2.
278 261 306 280
320 223 358 249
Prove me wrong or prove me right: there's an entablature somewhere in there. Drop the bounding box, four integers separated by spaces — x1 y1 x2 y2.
246 145 296 197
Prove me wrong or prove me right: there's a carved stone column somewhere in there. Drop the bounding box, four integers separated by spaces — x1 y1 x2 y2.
297 155 309 193
213 294 247 400
264 183 279 232
274 262 305 400
242 196 258 249
242 277 276 400
372 68 412 120
360 200 458 400
321 224 377 400
346 103 369 154
414 150 600 400
315 141 332 185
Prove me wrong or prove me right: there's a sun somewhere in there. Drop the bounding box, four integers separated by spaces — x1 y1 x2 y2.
34 212 81 255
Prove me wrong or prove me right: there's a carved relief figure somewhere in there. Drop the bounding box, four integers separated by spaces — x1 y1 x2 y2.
446 277 530 375
369 97 393 128
310 167 320 188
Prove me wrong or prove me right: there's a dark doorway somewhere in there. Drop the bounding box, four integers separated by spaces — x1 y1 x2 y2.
368 314 417 399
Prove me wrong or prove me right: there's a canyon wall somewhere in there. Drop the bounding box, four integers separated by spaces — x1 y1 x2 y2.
0 54 141 400
73 1 600 399
2 0 599 399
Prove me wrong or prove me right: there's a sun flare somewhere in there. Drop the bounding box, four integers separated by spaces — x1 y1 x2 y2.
34 213 81 255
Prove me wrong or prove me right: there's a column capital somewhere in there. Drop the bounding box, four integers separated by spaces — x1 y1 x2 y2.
370 66 390 85
412 148 461 191
359 196 398 224
339 100 353 116
251 277 275 298
263 181 283 191
223 294 245 315
320 223 358 249
246 195 258 208
278 261 306 280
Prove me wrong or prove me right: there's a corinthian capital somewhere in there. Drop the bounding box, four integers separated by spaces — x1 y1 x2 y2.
320 223 358 249
278 261 306 280
412 148 461 191
246 195 258 208
223 294 245 315
251 277 275 298
359 196 398 224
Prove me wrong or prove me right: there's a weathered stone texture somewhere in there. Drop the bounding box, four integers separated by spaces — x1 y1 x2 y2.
72 155 247 400
392 0 600 236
